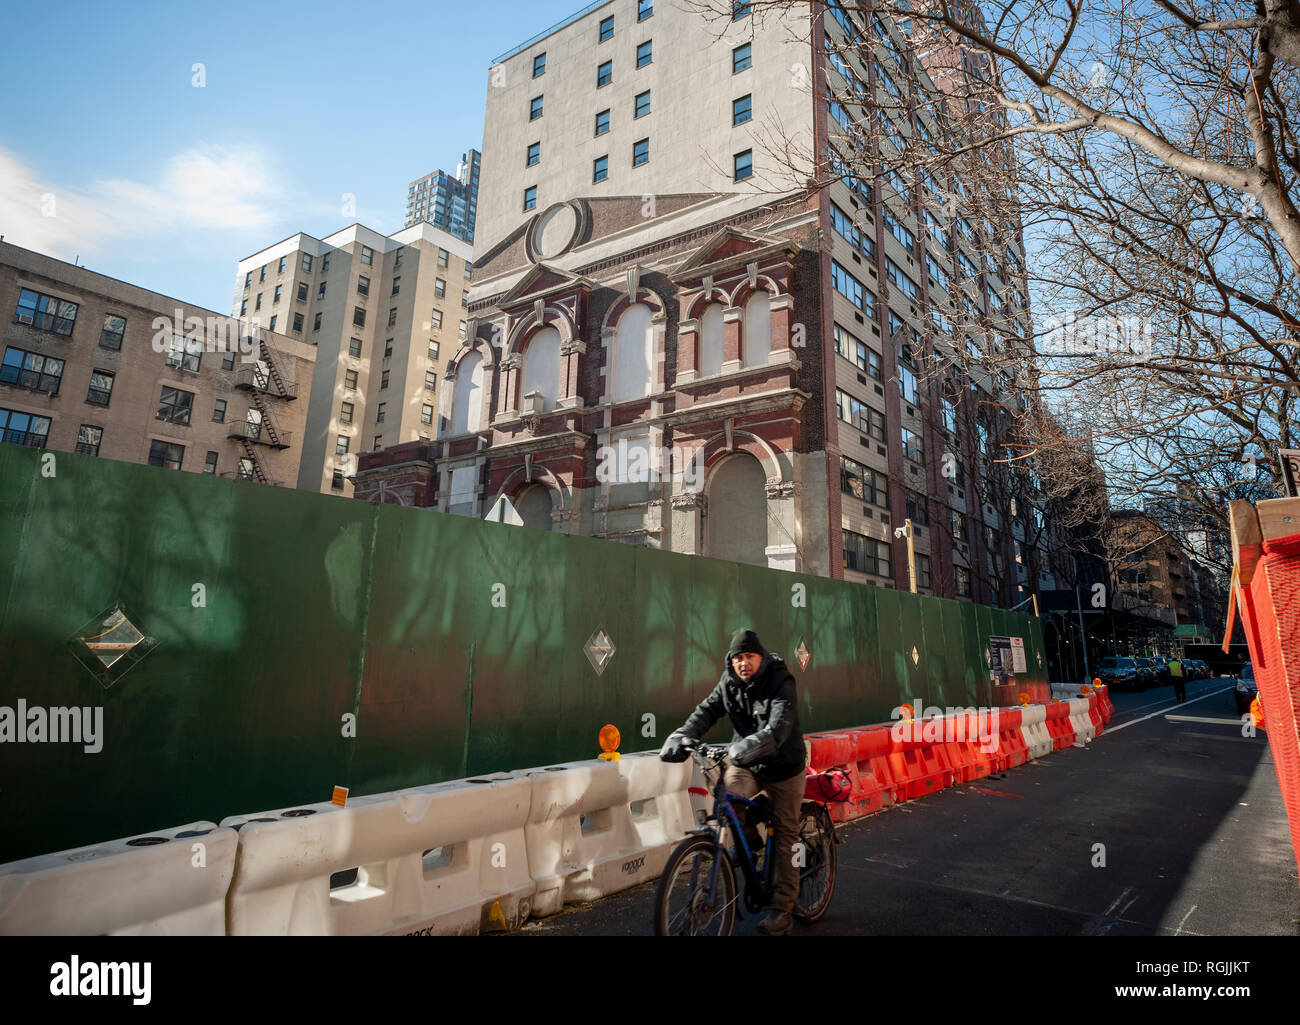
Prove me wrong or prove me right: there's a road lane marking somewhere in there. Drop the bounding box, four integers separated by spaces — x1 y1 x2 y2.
1175 905 1197 935
1103 686 1236 735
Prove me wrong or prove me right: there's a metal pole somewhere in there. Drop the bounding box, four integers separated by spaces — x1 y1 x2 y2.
905 518 917 593
1075 583 1091 683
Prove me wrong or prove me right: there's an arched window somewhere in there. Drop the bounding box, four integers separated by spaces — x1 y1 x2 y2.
704 452 768 566
742 291 771 367
450 350 485 435
516 483 554 531
612 302 654 401
521 326 561 412
698 302 725 378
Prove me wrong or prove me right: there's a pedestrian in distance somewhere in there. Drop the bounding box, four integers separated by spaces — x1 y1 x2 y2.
1169 656 1186 703
659 628 806 936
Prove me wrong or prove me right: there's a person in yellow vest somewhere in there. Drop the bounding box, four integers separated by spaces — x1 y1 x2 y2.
1169 656 1186 703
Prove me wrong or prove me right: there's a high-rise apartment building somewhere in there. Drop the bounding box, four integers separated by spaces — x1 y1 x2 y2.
355 0 1049 606
232 222 472 496
1 241 314 485
405 150 482 241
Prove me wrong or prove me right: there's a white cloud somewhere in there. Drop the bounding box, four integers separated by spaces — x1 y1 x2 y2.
0 144 284 259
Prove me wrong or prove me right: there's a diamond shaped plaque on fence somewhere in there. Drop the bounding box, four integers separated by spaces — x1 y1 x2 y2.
67 602 159 689
795 639 811 671
584 627 616 676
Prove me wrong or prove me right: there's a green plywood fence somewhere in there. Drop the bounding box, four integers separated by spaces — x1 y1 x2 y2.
0 446 1047 862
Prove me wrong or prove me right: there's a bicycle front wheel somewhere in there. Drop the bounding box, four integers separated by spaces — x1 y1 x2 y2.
654 834 737 936
792 801 837 925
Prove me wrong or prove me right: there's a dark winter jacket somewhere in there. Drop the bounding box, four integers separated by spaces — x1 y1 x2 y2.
677 642 806 784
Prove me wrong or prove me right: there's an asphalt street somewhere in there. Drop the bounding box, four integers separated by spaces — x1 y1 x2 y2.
514 676 1300 936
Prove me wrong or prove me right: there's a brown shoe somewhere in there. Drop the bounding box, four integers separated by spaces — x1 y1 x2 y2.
757 909 793 936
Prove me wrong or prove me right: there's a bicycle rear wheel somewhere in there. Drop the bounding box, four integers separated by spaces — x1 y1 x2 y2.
654 834 737 936
792 801 837 924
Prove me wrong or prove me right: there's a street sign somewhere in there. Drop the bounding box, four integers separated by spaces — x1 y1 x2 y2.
1280 449 1300 498
1009 636 1027 673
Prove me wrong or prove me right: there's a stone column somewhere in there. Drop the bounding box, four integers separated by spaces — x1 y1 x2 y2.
558 339 586 409
670 490 707 555
768 295 799 367
676 318 699 384
721 308 742 374
764 477 799 571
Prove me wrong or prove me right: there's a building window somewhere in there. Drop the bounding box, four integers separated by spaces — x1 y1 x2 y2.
269 315 278 331
376 401 387 422
421 403 433 425
345 369 358 389
458 321 467 340
899 348 919 403
732 0 752 17
292 312 304 333
353 307 366 327
245 271 252 288
322 253 331 272
384 338 393 358
340 401 354 424
240 299 248 317
357 275 370 296
526 141 540 166
593 155 609 182
0 408 50 448
381 370 389 390
428 341 439 360
733 94 752 125
636 40 652 67
221 351 236 371
259 265 267 282
203 450 218 474
595 108 611 135
597 60 613 86
254 293 263 311
313 312 322 332
278 257 287 274
167 335 202 372
533 52 546 77
637 0 652 21
100 314 126 350
734 149 753 181
425 370 437 391
391 277 401 296
524 186 538 211
302 253 313 272
905 492 929 527
148 440 184 469
431 310 443 330
212 398 227 423
733 42 752 73
438 248 450 268
530 95 544 120
332 469 345 490
435 278 447 299
843 529 892 577
631 90 651 119
86 370 114 406
955 565 971 597
274 285 283 303
394 247 405 268
157 386 194 425
13 288 78 337
600 14 614 40
387 308 397 328
373 435 383 450
1 347 64 394
461 290 469 307
840 455 888 508
349 337 363 358
361 246 374 266
633 138 649 166
336 435 350 456
917 554 932 589
902 426 923 464
77 424 103 456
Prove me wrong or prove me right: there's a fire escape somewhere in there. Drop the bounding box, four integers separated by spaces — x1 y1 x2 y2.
227 340 297 484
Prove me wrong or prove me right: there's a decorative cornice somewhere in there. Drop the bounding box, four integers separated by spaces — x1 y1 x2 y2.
671 491 706 511
765 477 797 499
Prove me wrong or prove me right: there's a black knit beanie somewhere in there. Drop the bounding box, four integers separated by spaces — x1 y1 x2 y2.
727 628 765 660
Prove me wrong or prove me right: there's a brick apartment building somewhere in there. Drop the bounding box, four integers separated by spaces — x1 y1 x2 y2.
0 241 314 486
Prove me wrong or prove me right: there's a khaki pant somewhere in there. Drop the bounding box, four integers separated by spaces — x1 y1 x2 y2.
723 762 807 913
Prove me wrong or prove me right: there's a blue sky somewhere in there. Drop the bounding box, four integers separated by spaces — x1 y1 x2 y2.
0 0 583 312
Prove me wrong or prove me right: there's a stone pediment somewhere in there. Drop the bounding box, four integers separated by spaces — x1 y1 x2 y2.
497 263 594 310
672 226 795 280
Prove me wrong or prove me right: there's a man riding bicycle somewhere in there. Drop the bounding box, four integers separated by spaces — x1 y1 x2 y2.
659 628 806 936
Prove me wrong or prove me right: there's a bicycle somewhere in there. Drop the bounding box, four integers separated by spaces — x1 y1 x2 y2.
654 738 839 936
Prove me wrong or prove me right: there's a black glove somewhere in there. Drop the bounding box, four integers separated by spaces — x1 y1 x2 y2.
659 732 691 762
727 731 776 767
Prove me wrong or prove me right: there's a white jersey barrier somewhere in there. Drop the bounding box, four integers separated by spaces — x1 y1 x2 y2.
514 751 693 917
1051 683 1088 700
0 821 235 936
221 773 534 936
1068 698 1096 745
1019 705 1053 760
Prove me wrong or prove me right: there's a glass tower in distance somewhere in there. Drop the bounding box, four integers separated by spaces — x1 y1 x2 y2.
405 149 481 243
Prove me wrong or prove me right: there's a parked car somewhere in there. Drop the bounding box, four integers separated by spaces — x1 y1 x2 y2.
1097 656 1143 691
1135 657 1162 686
1235 662 1257 715
1188 659 1211 679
